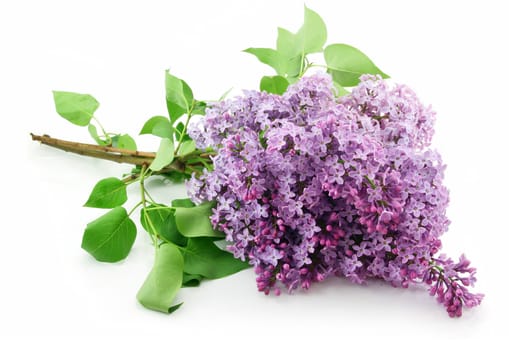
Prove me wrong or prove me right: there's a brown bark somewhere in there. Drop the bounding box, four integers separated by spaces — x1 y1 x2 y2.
30 133 185 174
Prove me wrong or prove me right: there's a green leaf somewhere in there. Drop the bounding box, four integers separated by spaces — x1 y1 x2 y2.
182 81 193 108
273 8 326 79
161 214 188 247
175 201 223 238
171 198 195 208
324 43 390 87
295 6 327 54
182 273 203 287
243 48 284 75
192 101 207 116
168 303 184 313
275 28 302 79
81 207 137 262
140 205 189 246
175 122 192 142
165 70 193 123
179 238 250 279
286 56 304 82
84 177 127 209
260 75 289 95
277 27 299 59
113 134 137 151
140 205 171 235
52 91 98 126
140 116 173 139
177 140 196 157
149 137 174 171
88 124 108 146
136 243 183 313
161 171 189 183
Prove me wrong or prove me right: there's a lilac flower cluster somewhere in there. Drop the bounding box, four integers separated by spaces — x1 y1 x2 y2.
187 73 483 317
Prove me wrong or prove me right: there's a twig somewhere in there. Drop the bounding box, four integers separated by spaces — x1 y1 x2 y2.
30 133 185 174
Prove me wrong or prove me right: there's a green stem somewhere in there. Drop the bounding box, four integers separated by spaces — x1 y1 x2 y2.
174 100 196 155
128 201 143 216
144 188 158 204
92 116 111 144
143 205 175 211
140 166 158 248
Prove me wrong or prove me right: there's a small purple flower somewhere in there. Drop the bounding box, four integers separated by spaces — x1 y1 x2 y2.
353 241 372 257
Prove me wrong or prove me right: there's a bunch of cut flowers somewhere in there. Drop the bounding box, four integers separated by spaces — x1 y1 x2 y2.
32 7 483 317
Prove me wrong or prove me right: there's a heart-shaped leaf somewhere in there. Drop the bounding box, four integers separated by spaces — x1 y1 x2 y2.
325 43 389 87
260 75 289 95
140 116 173 139
149 138 174 171
81 207 137 262
84 177 127 209
53 91 98 126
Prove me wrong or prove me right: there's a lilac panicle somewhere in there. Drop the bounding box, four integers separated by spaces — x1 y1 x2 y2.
187 72 483 317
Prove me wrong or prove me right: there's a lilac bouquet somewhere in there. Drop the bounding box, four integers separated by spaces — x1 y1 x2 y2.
188 73 483 317
33 7 482 317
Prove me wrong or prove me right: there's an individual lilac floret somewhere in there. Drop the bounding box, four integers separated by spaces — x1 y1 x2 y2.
187 73 483 317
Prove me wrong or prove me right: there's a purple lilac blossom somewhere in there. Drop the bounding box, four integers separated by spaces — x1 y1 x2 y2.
187 73 483 317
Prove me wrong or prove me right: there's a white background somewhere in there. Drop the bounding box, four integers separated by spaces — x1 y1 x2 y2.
1 0 508 348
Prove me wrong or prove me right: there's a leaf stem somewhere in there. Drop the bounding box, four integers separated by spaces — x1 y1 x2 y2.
144 188 158 204
140 166 159 249
92 116 111 144
128 201 143 216
174 101 195 154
